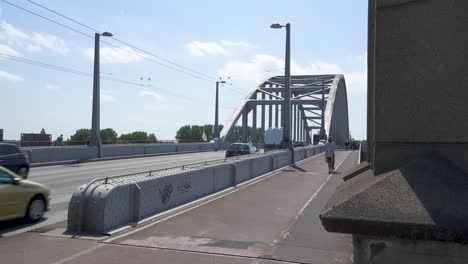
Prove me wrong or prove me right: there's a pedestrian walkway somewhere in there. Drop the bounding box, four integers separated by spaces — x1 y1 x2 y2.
0 150 357 264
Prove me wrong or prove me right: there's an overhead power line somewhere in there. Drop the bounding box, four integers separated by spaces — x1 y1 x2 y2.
25 0 100 32
3 0 249 97
2 0 214 82
21 0 217 82
1 0 94 38
0 53 235 109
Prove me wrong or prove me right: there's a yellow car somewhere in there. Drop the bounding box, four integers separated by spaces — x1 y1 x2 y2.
0 166 50 222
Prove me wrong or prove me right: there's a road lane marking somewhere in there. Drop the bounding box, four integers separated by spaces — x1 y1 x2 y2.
103 151 328 244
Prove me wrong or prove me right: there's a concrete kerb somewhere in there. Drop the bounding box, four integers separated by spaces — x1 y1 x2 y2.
67 146 325 235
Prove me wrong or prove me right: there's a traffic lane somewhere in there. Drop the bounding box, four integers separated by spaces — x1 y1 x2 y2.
30 151 226 180
32 152 227 187
0 151 226 237
106 152 350 259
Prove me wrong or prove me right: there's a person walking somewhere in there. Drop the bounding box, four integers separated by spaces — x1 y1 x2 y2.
324 136 336 173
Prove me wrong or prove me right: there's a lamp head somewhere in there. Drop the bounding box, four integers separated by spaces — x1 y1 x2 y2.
270 23 283 29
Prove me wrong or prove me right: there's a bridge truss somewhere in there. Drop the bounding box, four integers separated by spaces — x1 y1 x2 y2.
220 74 350 146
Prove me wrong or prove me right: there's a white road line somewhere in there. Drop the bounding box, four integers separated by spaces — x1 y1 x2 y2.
104 151 328 243
297 154 347 216
50 244 105 264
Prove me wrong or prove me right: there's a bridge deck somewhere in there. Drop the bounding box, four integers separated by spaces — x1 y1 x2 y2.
0 150 357 264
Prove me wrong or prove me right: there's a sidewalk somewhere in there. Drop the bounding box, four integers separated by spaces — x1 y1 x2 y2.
0 150 358 264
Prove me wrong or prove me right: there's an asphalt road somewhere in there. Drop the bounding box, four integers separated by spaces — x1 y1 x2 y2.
0 151 227 236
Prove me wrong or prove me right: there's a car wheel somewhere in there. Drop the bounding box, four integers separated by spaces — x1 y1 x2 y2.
26 196 45 222
17 167 29 179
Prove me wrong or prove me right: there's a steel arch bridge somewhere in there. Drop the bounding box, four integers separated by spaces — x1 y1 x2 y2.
219 74 350 147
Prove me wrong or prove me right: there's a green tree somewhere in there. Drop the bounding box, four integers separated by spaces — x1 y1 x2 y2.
176 124 227 142
203 124 213 141
176 125 192 142
148 133 158 143
69 128 91 144
100 128 118 144
119 131 149 143
190 125 203 141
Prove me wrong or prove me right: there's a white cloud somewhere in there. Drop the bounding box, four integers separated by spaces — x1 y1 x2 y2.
343 52 367 94
0 44 19 56
292 61 343 75
143 103 169 111
0 70 23 81
26 45 41 52
185 41 230 57
185 40 256 57
84 46 144 64
1 21 28 40
88 90 118 103
0 21 69 54
101 93 117 103
138 89 167 111
220 40 256 48
46 84 61 92
30 33 69 54
218 53 367 94
345 70 367 94
138 89 165 101
218 54 283 85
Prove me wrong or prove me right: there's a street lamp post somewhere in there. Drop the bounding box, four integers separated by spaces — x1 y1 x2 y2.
213 80 226 140
90 32 113 157
271 23 293 151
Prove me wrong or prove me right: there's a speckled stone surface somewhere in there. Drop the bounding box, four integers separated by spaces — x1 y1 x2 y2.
321 155 468 243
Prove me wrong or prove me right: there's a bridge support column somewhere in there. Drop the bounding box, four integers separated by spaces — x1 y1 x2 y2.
321 1 468 263
296 104 300 141
269 94 273 128
298 107 304 141
275 90 279 128
252 103 257 146
303 118 307 142
242 106 248 143
292 104 296 141
261 92 265 144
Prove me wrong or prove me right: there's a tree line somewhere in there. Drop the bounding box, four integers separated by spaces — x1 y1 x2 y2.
67 124 267 145
68 128 157 144
175 124 264 143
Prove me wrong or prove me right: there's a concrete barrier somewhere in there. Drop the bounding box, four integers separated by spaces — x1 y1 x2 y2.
67 145 324 234
28 143 216 163
29 146 98 163
102 145 146 157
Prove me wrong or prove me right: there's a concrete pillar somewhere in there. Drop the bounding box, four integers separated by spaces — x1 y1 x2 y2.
321 1 468 263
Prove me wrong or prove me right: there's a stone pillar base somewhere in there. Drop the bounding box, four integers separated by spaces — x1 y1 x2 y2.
353 235 468 264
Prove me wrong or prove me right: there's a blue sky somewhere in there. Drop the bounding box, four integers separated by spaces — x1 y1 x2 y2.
0 0 367 140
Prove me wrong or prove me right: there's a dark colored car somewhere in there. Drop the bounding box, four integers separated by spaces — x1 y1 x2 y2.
0 143 31 179
225 143 257 158
293 141 306 147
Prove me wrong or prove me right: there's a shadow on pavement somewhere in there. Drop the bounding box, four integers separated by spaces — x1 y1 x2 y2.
0 217 48 236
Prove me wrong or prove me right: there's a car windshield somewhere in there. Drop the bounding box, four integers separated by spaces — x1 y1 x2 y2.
228 144 250 151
